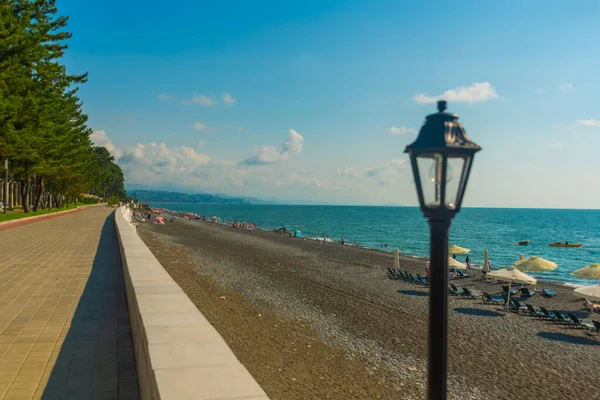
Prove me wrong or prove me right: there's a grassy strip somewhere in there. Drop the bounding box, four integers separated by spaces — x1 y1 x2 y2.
0 202 83 223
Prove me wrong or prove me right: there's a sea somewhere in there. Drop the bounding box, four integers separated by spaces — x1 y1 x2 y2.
149 203 600 286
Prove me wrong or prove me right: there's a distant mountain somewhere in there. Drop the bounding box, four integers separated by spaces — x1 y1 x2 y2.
128 190 250 205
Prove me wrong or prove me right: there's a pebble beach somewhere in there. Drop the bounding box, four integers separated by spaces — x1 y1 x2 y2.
137 215 600 400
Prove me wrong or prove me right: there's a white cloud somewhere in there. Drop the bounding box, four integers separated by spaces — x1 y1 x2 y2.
191 95 216 106
198 140 204 147
90 130 116 153
413 82 499 104
558 83 574 92
578 119 600 127
548 142 563 148
191 122 208 131
365 158 408 181
157 93 216 106
221 92 236 106
337 158 408 183
282 129 304 154
241 129 304 166
388 126 417 136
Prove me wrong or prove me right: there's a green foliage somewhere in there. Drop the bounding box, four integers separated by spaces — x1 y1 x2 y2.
0 0 125 209
107 195 120 205
78 196 99 205
0 202 81 223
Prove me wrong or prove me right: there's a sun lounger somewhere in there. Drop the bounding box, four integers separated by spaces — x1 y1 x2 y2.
482 292 505 305
416 274 429 286
387 268 398 279
539 307 557 320
551 310 572 325
456 270 473 279
449 283 464 296
502 285 519 296
520 287 536 297
510 300 528 313
567 314 595 330
526 304 545 318
542 289 556 298
462 287 482 299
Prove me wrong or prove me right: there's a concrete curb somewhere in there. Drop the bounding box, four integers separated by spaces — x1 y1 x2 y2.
114 206 270 400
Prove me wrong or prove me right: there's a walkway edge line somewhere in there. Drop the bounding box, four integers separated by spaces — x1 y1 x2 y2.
114 206 270 400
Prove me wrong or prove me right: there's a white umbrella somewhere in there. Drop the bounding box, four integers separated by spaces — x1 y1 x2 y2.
573 285 600 302
393 248 400 270
448 257 467 269
449 244 470 255
571 264 600 283
487 266 537 307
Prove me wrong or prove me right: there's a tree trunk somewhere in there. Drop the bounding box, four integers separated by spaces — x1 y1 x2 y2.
21 176 31 213
34 177 44 212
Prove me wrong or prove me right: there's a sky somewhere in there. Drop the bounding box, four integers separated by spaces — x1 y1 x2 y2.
59 0 600 208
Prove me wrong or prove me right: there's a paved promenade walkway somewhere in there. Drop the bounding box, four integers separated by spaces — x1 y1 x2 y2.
0 207 139 399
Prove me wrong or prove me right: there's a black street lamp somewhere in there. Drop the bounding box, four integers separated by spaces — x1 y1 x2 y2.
404 100 481 400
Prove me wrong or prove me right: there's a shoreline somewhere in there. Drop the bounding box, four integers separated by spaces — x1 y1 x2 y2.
146 206 593 288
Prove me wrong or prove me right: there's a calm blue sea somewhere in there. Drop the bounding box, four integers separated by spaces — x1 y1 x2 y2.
150 203 600 286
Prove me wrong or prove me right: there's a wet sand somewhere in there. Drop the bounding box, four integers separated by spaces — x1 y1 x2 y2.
138 217 600 400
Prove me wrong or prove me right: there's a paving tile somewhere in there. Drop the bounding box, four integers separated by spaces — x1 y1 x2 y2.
0 208 139 399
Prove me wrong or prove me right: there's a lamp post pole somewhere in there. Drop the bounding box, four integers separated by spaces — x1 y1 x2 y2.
404 101 481 400
428 219 451 399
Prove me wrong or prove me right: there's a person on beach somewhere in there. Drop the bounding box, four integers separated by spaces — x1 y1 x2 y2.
341 237 345 245
465 256 470 268
425 261 430 278
452 254 456 259
487 259 492 270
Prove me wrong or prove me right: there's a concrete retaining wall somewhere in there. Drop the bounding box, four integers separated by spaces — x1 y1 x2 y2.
114 206 269 400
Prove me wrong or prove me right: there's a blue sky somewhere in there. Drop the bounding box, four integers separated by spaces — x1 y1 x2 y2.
61 0 600 208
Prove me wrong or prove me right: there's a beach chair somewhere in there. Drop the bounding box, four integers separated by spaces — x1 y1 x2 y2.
448 283 464 296
387 268 398 279
462 287 482 299
520 287 536 297
456 270 473 279
542 289 556 298
502 285 519 297
482 292 505 305
551 310 572 325
416 274 429 286
526 304 545 318
567 314 595 330
510 300 528 313
406 273 417 283
539 307 557 321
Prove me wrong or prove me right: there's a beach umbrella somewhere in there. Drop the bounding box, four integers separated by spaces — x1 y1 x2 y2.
449 244 470 255
483 250 490 272
448 257 467 270
515 256 558 274
571 264 600 283
487 266 537 307
573 285 600 302
393 248 400 270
